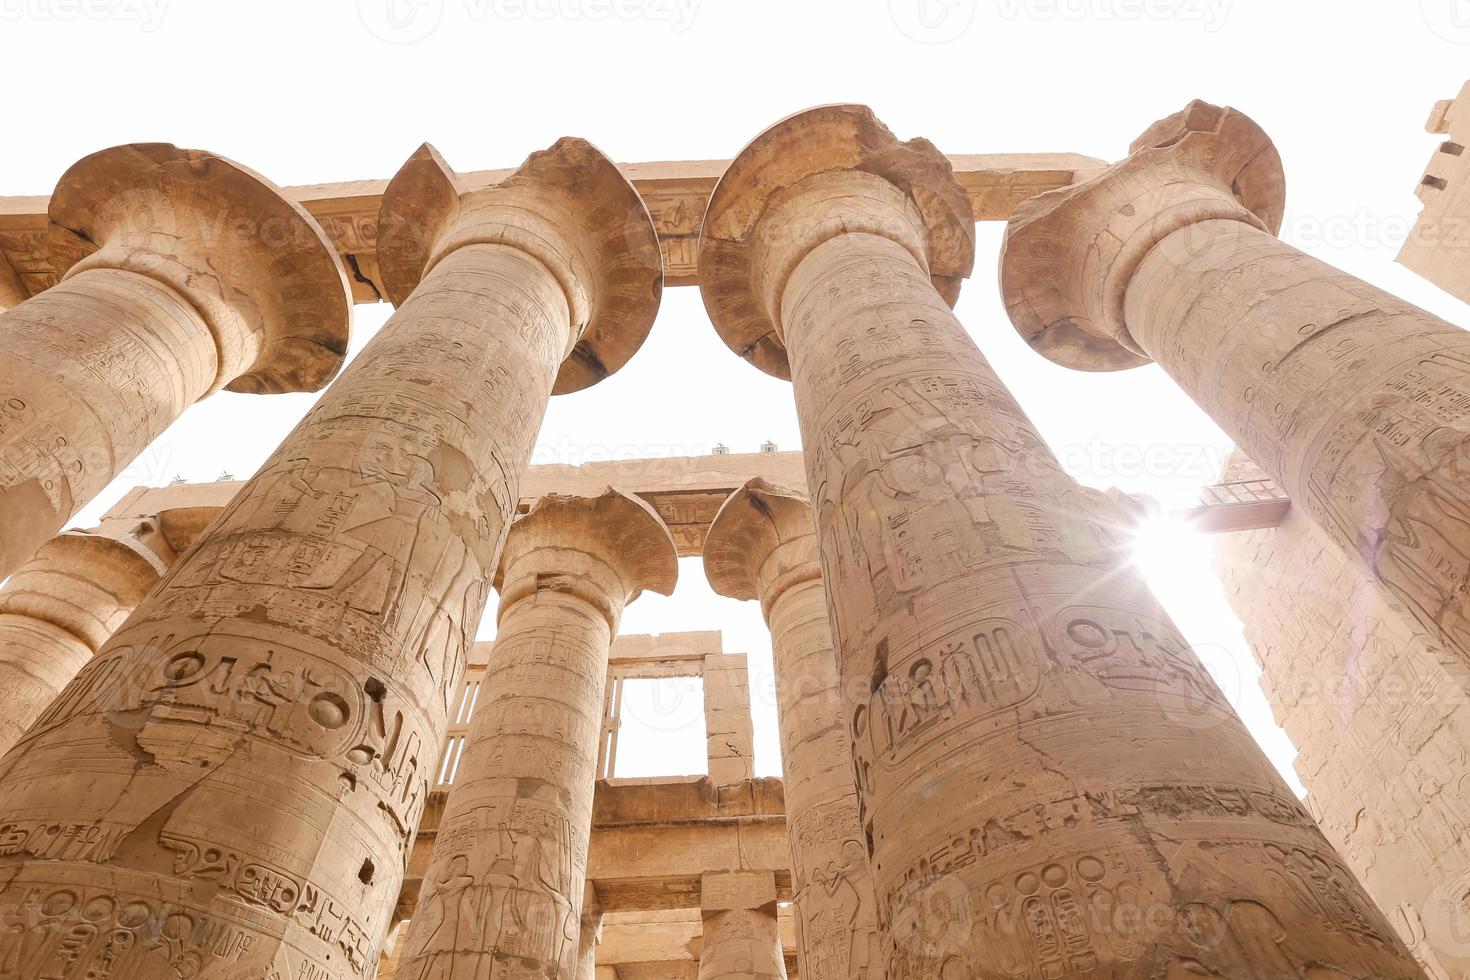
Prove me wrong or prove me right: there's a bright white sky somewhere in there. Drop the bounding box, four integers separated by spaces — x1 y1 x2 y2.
9 0 1470 796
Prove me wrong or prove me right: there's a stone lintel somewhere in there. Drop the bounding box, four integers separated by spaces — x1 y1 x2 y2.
408 776 791 916
0 153 1105 304
462 631 724 668
99 452 1287 557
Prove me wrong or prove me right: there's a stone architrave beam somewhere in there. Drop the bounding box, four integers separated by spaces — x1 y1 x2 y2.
0 153 1106 303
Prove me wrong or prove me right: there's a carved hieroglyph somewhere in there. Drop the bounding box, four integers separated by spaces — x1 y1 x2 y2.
1214 453 1470 979
700 104 1423 978
0 144 352 580
1002 100 1470 689
397 489 677 979
0 138 661 977
698 871 787 980
0 509 220 756
704 478 881 979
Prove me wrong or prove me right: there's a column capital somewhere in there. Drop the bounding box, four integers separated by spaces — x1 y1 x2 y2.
1000 100 1284 371
378 139 663 393
0 521 165 648
698 104 975 379
147 504 226 557
48 143 352 394
703 478 818 618
495 486 679 626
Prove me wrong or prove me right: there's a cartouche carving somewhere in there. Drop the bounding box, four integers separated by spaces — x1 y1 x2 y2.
0 143 352 579
701 103 1423 977
397 488 677 979
704 478 880 978
0 136 661 976
1002 99 1470 689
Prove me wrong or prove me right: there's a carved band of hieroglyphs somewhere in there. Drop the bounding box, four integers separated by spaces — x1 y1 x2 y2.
25 632 431 840
0 884 267 979
880 781 1320 913
1045 607 1231 712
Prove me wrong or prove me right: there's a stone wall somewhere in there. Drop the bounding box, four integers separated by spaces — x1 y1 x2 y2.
1214 455 1470 977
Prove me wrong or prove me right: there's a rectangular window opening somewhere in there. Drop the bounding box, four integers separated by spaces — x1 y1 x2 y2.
610 676 708 778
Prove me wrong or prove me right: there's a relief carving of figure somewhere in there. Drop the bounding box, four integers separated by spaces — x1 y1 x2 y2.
1360 426 1470 653
807 839 878 977
297 427 443 625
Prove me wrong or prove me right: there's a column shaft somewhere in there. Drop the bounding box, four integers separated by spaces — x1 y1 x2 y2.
1130 219 1470 677
397 486 675 979
699 909 786 980
782 230 1418 977
0 269 217 575
577 883 603 980
0 242 568 976
403 589 608 977
0 253 25 310
767 576 881 979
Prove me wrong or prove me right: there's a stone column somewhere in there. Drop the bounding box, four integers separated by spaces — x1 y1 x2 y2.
0 252 24 310
704 477 881 978
577 880 605 979
1002 100 1470 684
699 104 1422 978
698 871 787 980
0 509 221 755
377 887 419 980
0 143 352 579
0 139 661 977
397 488 677 979
378 922 408 980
